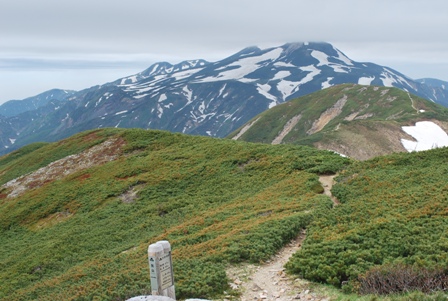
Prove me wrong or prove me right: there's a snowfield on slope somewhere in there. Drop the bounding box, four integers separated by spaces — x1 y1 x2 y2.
401 121 448 151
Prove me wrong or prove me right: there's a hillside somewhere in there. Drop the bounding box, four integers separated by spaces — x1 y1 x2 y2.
287 146 448 296
0 128 349 300
2 128 448 300
230 84 448 160
1 42 448 154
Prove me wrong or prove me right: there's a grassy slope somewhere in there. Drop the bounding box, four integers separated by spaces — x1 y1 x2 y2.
0 128 350 300
230 84 448 160
286 147 448 294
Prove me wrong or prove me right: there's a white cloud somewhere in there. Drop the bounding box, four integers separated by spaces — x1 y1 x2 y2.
0 0 447 102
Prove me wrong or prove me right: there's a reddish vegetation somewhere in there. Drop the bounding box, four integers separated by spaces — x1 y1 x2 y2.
77 174 91 181
2 137 126 198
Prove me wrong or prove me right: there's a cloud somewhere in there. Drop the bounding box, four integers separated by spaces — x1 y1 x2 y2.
0 0 447 102
3 0 447 56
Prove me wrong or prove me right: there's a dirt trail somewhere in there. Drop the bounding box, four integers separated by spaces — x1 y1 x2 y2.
407 92 420 114
227 233 314 301
319 175 339 206
226 176 337 301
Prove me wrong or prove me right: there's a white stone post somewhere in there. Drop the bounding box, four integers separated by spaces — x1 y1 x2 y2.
157 240 175 299
148 241 175 300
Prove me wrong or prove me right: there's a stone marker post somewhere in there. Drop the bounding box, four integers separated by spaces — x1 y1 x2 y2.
148 241 175 300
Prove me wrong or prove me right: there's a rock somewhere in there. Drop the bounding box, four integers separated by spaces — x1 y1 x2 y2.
252 283 262 291
126 296 175 301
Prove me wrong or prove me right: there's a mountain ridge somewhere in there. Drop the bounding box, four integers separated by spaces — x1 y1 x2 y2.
230 84 448 160
2 126 448 300
1 42 447 153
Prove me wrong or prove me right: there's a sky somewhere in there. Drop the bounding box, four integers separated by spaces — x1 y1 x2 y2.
1 0 448 104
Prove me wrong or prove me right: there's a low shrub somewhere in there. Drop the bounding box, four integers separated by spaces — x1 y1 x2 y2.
358 263 448 295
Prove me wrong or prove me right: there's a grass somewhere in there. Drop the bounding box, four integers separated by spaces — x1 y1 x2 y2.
230 84 448 159
0 128 350 300
2 125 448 300
286 146 448 297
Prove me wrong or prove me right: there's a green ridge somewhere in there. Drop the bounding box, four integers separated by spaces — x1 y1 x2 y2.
230 84 448 160
0 128 349 300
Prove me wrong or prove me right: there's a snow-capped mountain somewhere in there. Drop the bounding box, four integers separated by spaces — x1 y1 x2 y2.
0 42 447 153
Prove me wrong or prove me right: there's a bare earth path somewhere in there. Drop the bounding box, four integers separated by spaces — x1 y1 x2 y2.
319 175 339 206
226 175 337 301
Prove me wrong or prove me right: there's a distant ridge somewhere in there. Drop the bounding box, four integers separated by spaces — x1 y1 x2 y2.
230 84 448 160
0 42 447 153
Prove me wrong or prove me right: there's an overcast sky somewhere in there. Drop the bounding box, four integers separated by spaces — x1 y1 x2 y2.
1 0 447 104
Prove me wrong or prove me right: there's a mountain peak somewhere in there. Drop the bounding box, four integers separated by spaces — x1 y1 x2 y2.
1 42 448 154
279 42 306 54
141 62 174 77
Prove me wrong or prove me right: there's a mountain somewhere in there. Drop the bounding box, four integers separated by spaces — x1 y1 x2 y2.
0 89 75 117
1 42 448 153
416 77 448 90
1 127 448 299
229 84 448 160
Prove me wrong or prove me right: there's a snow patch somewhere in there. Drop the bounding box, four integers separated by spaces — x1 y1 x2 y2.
256 84 277 107
273 70 291 80
157 105 163 118
358 76 375 85
134 93 149 99
277 65 321 100
322 77 334 89
273 62 295 68
335 48 353 65
198 101 206 114
311 50 348 73
158 94 167 102
62 113 70 122
182 86 193 103
277 65 320 100
195 48 283 83
172 68 204 80
95 97 103 107
218 84 227 98
115 110 128 115
380 72 397 87
120 75 138 85
401 121 448 152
